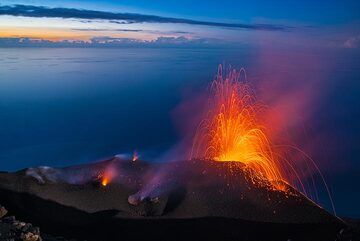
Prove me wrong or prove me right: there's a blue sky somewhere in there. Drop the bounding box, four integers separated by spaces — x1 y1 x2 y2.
0 0 359 48
2 0 360 23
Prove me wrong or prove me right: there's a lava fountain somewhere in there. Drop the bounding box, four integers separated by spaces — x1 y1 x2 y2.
190 65 336 214
191 66 283 187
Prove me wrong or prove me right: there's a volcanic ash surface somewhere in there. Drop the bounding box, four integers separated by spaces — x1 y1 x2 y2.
0 157 340 224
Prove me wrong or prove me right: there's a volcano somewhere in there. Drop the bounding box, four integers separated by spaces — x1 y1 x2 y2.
0 156 345 241
0 66 350 241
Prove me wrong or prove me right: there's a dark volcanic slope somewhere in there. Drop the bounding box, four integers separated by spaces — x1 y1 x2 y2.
0 157 339 224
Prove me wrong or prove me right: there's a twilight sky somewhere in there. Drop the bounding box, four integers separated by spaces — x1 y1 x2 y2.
0 0 359 48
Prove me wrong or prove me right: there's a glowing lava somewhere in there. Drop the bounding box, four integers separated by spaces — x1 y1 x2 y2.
190 65 336 215
101 177 109 187
190 66 284 188
100 163 117 187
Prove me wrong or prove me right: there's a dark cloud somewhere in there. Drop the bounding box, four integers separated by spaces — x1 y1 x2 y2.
0 4 289 31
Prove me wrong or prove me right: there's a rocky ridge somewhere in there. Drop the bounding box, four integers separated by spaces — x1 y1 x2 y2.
0 205 78 241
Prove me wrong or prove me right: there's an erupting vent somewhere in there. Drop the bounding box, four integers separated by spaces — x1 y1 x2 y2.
101 177 109 187
190 65 336 214
191 66 284 189
191 66 284 188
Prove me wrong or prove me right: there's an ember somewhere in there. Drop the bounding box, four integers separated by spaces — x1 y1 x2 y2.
190 65 284 189
190 65 336 215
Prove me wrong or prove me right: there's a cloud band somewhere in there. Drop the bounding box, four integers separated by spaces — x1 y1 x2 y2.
0 4 288 31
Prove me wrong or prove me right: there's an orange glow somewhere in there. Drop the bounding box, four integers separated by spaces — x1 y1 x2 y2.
0 26 159 42
100 164 117 187
190 65 284 189
190 65 336 215
132 151 139 162
101 177 109 187
0 27 91 41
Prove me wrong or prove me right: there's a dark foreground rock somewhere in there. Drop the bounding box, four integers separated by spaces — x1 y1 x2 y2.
0 204 77 241
0 205 41 241
1 199 359 241
335 218 360 241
